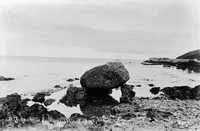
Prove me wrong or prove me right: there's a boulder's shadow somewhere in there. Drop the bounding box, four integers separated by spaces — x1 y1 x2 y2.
80 94 119 117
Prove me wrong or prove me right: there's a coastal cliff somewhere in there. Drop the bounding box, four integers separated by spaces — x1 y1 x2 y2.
177 49 200 60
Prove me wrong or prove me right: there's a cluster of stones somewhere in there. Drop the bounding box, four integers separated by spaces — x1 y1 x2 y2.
0 93 65 129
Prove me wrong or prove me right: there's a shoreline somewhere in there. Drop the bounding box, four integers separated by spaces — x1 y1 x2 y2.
1 84 200 131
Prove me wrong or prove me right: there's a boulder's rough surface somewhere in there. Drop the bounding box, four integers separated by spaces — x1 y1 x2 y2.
59 85 86 107
32 92 46 103
120 84 135 103
80 62 130 91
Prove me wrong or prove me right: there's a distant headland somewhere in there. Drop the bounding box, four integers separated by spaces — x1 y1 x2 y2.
142 50 200 73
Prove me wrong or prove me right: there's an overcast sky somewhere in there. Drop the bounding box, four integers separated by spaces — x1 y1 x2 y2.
0 0 199 59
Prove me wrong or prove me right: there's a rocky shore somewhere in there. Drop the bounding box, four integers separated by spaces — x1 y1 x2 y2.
0 61 200 131
1 93 200 131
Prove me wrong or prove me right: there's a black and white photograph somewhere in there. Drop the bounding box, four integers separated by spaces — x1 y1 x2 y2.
0 0 200 130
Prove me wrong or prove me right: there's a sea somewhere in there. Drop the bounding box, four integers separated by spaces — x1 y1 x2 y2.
0 55 199 117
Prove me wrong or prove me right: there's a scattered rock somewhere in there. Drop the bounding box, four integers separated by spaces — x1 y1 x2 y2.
69 113 90 121
59 85 86 107
113 103 138 114
44 99 56 106
146 108 173 122
120 84 135 103
37 88 64 96
80 62 130 92
150 87 160 95
23 98 31 102
0 93 28 119
0 76 14 81
75 78 80 80
32 92 46 103
67 78 74 82
161 86 195 100
136 85 141 87
48 110 65 120
54 85 63 89
0 93 66 129
193 85 200 100
148 84 154 87
21 103 48 120
121 112 136 120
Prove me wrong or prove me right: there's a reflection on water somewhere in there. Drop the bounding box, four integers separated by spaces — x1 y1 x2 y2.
80 94 119 117
44 88 120 118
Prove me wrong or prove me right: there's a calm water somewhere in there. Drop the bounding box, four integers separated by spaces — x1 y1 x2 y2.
0 56 199 117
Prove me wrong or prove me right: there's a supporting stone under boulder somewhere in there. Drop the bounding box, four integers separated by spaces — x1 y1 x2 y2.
120 84 135 104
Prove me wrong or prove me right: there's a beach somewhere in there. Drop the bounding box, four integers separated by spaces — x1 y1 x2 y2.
0 56 199 130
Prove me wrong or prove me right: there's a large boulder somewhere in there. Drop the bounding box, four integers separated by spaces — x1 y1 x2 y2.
80 62 130 93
